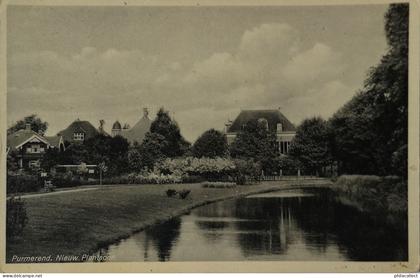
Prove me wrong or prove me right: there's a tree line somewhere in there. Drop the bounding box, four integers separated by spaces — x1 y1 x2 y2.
7 4 408 179
294 4 408 178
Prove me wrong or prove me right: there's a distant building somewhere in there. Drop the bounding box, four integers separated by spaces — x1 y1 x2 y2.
111 108 152 144
225 109 296 154
57 119 100 144
7 124 65 169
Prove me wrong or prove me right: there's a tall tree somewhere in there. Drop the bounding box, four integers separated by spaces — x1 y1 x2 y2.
328 3 408 176
138 132 168 170
193 129 228 158
149 108 190 157
289 117 331 175
229 119 278 174
8 114 48 135
83 134 129 175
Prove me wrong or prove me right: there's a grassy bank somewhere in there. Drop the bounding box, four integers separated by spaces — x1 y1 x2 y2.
7 180 331 263
331 175 407 213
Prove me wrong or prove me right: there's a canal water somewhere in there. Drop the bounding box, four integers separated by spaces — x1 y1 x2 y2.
98 188 407 262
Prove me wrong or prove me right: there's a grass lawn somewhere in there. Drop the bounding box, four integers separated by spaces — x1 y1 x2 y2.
6 180 331 262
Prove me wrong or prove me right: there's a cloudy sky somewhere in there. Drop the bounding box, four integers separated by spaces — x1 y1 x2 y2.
7 4 389 142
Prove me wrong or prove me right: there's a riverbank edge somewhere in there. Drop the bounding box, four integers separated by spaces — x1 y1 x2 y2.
88 182 333 260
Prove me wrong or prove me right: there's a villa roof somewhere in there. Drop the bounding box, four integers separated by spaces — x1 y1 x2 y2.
7 129 52 150
57 119 100 142
44 136 64 148
120 116 151 144
227 109 296 133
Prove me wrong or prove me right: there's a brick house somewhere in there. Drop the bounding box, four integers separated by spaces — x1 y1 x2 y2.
224 109 296 154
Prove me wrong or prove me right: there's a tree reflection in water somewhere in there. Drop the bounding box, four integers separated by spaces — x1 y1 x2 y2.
101 188 407 261
191 189 407 261
144 217 181 261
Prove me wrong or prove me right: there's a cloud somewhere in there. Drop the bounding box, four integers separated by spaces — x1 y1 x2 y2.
8 23 352 142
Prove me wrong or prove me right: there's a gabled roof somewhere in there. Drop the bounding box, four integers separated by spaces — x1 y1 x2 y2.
44 136 64 149
112 121 122 130
228 109 296 133
7 129 51 150
120 116 151 144
57 119 100 142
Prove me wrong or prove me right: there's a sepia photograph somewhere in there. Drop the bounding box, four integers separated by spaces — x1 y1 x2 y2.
1 0 419 273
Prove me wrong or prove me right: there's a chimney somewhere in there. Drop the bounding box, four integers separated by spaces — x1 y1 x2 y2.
143 107 149 118
225 119 233 133
25 123 31 131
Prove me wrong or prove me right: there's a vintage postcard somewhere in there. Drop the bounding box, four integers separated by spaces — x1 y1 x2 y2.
1 0 419 273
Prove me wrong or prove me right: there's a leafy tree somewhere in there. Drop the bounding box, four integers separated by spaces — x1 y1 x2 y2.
63 143 89 165
7 196 28 239
150 108 190 157
127 147 143 172
7 150 19 172
328 3 408 177
84 134 112 164
138 132 168 170
229 119 278 174
276 155 301 176
192 129 228 158
107 135 130 174
83 134 129 175
289 117 331 175
40 148 69 171
8 114 48 135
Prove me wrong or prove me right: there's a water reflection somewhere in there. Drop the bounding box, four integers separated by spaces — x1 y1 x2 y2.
144 218 181 261
101 189 407 262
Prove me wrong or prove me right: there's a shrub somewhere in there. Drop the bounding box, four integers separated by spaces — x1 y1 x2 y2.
233 159 261 185
334 175 407 213
166 189 177 197
202 182 236 189
155 157 236 181
236 175 247 185
181 175 205 184
178 189 191 199
7 173 42 194
7 196 28 239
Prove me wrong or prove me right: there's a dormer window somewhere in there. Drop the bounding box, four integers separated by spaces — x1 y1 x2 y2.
258 118 269 130
277 123 283 132
73 132 85 141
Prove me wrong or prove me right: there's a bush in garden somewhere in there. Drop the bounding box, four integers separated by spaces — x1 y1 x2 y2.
122 171 182 185
181 175 205 184
276 155 301 176
233 159 261 185
236 175 247 185
166 189 177 197
7 172 42 194
7 196 28 239
155 157 236 181
334 175 407 212
178 189 191 199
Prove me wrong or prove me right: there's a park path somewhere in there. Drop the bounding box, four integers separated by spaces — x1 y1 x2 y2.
9 178 333 200
8 187 100 199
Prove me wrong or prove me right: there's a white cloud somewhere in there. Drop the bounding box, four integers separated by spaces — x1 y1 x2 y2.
8 23 353 142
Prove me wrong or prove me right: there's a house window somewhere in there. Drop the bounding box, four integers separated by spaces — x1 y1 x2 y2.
279 141 291 154
258 118 269 130
277 123 283 133
73 133 85 141
27 144 43 153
